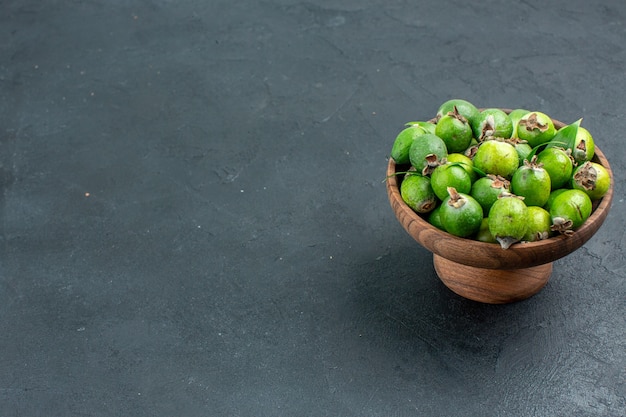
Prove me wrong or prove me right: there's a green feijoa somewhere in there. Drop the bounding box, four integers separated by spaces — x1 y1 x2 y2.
549 189 593 235
572 126 595 164
430 163 472 201
439 187 483 238
436 99 480 123
470 174 510 215
472 139 519 179
408 134 448 175
508 108 530 138
471 108 513 141
446 153 478 183
510 157 551 207
475 217 497 243
488 195 528 249
400 173 437 214
536 147 574 190
405 121 437 135
391 124 431 164
427 204 445 231
434 108 473 153
544 188 569 212
571 161 611 200
522 206 552 242
516 111 556 148
514 141 533 166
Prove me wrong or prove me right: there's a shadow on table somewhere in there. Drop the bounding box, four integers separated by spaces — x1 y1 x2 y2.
345 242 555 364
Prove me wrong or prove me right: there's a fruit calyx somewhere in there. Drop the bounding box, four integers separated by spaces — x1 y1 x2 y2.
446 187 466 208
508 137 528 145
523 155 544 170
486 174 510 189
551 217 575 236
496 236 519 250
572 161 597 191
576 139 588 159
479 136 518 147
497 191 525 201
464 144 479 159
446 106 468 123
422 153 444 176
478 114 496 141
518 112 549 132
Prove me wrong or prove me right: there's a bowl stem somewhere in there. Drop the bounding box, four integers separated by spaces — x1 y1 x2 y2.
433 254 552 304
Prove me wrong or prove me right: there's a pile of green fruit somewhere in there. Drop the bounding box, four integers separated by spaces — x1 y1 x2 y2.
390 99 611 249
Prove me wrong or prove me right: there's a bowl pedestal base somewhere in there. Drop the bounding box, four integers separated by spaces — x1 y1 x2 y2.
433 254 552 304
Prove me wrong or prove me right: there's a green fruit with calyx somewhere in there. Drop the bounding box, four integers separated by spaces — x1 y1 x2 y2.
510 156 551 207
435 107 473 153
430 163 472 201
488 194 528 249
439 187 483 238
436 99 479 123
522 206 552 242
472 139 519 179
400 173 437 214
536 147 574 190
572 126 595 164
516 111 556 147
470 174 510 216
471 108 513 141
549 189 593 235
408 134 448 176
571 161 611 200
508 108 530 138
390 124 432 164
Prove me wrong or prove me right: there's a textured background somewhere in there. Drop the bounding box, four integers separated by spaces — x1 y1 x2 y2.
1 0 625 416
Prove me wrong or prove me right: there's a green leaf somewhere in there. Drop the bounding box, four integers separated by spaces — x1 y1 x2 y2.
448 161 487 178
546 118 582 152
383 170 420 182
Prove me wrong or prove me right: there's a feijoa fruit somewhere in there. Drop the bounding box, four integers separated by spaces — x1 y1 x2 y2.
522 206 552 242
510 157 551 207
516 111 556 147
431 163 472 201
471 108 513 141
439 187 483 238
536 147 574 190
472 139 519 179
400 173 437 214
488 194 528 249
435 108 473 153
549 189 593 235
408 134 448 175
571 161 610 200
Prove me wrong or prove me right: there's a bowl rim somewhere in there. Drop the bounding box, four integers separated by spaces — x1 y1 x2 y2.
386 111 614 269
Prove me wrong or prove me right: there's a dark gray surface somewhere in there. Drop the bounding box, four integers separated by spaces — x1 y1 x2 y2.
1 0 625 416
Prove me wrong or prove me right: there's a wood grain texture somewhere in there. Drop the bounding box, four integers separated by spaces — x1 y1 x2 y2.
433 254 552 304
386 116 613 271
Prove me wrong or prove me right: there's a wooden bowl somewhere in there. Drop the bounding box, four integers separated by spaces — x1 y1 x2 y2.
386 113 614 304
